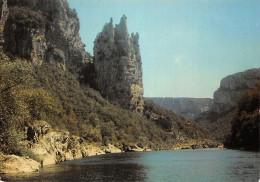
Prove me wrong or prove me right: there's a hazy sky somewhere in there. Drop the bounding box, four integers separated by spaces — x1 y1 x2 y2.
68 0 260 98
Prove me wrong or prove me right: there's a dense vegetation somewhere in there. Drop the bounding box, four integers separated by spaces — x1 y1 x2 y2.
0 51 214 156
224 86 259 151
195 109 234 141
8 6 48 29
144 99 209 140
0 53 175 154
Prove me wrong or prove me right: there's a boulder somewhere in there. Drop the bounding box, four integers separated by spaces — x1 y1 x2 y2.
0 155 40 174
104 144 121 153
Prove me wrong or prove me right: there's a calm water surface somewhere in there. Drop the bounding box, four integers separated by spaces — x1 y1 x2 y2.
1 148 259 182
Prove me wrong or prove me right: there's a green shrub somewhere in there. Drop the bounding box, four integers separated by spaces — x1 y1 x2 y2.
224 86 259 151
17 147 41 163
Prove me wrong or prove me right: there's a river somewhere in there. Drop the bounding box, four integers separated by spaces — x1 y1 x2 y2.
1 148 259 181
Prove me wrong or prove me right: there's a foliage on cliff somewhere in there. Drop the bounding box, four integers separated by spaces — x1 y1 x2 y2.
0 53 173 154
8 6 48 28
224 86 259 151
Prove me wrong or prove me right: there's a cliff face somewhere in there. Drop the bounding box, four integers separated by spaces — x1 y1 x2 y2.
3 0 91 68
212 68 260 113
94 16 144 113
147 97 213 120
195 68 260 141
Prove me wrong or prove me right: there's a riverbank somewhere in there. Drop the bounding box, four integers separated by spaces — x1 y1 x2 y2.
0 144 145 174
0 138 221 174
0 120 221 174
4 148 256 182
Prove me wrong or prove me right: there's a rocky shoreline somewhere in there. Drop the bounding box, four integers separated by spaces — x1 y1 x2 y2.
0 140 221 174
0 144 146 174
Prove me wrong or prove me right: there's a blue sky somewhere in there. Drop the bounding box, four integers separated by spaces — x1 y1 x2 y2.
68 0 260 98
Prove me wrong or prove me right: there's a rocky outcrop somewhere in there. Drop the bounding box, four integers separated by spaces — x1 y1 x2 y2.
94 15 144 113
104 144 122 153
0 154 40 173
147 97 213 120
3 0 91 68
23 120 107 166
212 68 260 113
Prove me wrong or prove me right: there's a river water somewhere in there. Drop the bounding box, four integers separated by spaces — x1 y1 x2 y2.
1 148 259 182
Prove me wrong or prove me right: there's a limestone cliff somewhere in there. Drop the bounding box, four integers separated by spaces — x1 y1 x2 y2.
94 16 144 113
212 68 260 113
3 0 91 68
147 97 213 120
195 68 260 141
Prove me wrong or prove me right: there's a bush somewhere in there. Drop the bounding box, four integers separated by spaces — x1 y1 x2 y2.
16 147 41 163
224 85 259 151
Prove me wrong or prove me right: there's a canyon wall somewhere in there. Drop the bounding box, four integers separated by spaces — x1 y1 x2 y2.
212 68 260 113
195 68 260 141
3 0 91 68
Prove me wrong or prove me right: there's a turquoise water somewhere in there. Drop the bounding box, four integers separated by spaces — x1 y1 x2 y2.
1 148 259 181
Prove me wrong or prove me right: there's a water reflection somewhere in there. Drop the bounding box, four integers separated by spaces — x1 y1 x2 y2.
2 153 148 182
1 149 259 182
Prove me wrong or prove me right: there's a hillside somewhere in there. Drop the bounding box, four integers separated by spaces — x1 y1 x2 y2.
144 99 210 140
0 53 169 153
147 97 213 120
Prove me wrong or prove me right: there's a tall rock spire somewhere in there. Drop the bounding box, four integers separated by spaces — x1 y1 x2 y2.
94 15 144 113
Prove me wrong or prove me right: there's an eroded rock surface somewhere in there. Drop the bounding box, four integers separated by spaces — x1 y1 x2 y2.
212 68 260 113
195 68 260 141
0 154 40 173
3 0 91 68
94 15 144 113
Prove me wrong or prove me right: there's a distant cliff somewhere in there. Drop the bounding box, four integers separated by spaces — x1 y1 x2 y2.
212 68 260 113
94 16 144 113
147 97 213 120
3 0 91 68
195 68 260 141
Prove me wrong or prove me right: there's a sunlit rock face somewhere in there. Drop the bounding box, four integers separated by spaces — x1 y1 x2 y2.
212 68 260 113
3 0 90 68
94 15 144 113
